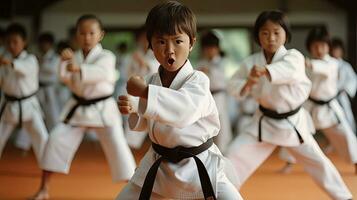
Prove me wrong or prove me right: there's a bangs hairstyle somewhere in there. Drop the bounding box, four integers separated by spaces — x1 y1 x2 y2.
75 14 104 31
200 30 220 48
253 10 291 45
330 37 344 51
5 23 27 40
145 1 196 48
306 26 330 50
38 32 55 44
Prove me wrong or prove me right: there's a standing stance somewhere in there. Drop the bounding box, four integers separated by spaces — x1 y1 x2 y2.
31 15 136 200
117 1 242 199
227 11 353 200
0 23 48 164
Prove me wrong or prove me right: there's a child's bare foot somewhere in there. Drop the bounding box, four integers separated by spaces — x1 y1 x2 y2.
28 189 49 200
277 162 293 174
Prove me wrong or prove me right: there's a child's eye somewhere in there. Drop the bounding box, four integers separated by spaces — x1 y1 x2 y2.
176 40 183 44
159 40 165 45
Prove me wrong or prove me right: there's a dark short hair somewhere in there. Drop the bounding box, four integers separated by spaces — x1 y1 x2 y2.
306 26 330 51
75 14 103 31
330 37 344 51
38 32 55 44
145 1 196 48
253 10 291 45
5 23 27 40
200 30 220 48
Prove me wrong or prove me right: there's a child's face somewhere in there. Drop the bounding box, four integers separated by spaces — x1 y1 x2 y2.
202 46 220 60
330 47 343 59
6 34 26 57
151 32 194 72
309 41 329 59
39 42 52 53
258 20 286 54
76 19 103 52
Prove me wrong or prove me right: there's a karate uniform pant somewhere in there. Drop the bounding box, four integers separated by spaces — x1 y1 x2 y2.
38 85 60 130
0 111 48 163
213 93 233 153
227 132 352 200
337 92 356 132
41 123 136 182
116 179 243 200
279 119 357 165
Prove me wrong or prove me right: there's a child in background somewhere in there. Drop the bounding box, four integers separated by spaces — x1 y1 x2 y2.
226 11 353 199
0 23 48 168
31 14 136 200
197 30 233 153
304 27 357 174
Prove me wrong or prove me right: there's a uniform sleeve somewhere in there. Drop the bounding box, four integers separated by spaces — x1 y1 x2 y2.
310 59 333 77
339 62 357 97
59 60 72 85
227 61 250 99
12 55 39 77
128 113 148 131
80 52 116 84
266 49 305 84
138 72 211 128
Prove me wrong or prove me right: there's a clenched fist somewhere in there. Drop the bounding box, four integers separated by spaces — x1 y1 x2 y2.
118 95 134 115
0 56 12 66
126 76 148 99
61 48 74 61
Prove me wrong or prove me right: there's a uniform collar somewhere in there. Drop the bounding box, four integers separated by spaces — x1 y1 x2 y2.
157 59 194 90
76 44 102 63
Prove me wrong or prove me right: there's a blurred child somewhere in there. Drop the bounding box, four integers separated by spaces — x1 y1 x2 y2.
226 11 352 199
304 27 357 173
197 30 233 153
0 23 48 166
330 38 357 132
31 15 136 200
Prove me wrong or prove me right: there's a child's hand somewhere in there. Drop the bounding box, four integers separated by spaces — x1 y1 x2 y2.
66 63 81 73
0 56 11 66
118 95 134 115
250 65 267 78
240 76 259 96
126 76 148 99
61 48 74 61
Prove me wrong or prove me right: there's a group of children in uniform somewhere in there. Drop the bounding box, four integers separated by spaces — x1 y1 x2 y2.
0 1 356 199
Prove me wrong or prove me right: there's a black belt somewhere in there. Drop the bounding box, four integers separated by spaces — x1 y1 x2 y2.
139 138 216 200
63 93 112 123
210 89 225 95
258 105 304 144
309 96 341 124
0 91 37 128
39 81 54 87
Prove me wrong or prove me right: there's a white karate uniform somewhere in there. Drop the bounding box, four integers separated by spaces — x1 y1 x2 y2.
336 58 357 132
124 49 159 149
14 49 62 151
197 56 233 153
235 95 257 135
304 55 357 164
41 44 136 182
37 48 61 130
226 46 352 200
0 51 48 163
117 60 242 199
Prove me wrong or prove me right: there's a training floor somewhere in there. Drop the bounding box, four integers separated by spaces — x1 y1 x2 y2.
1 139 356 200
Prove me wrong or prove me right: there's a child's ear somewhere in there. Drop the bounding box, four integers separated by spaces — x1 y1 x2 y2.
99 30 105 41
189 37 196 51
